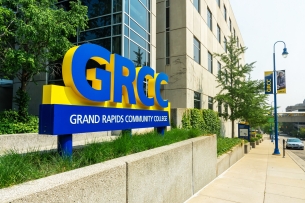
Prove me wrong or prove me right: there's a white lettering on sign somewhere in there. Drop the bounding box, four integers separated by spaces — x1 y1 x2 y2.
70 114 100 124
69 114 168 124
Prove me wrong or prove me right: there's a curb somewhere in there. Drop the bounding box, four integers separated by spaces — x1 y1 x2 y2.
286 150 305 172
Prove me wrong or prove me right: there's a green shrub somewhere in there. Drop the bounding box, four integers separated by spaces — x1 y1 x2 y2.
217 137 242 156
250 137 256 142
182 109 220 135
0 110 38 134
202 109 220 135
181 110 191 129
190 109 205 131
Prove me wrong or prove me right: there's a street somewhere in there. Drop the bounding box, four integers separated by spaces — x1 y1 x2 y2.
278 135 305 161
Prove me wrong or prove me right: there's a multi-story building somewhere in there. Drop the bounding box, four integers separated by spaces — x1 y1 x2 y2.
1 0 245 137
8 0 155 116
156 0 244 136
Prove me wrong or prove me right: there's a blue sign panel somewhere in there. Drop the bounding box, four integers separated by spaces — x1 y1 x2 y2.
238 123 250 141
39 105 170 135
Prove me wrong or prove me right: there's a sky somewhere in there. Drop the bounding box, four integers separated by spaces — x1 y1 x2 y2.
229 0 305 112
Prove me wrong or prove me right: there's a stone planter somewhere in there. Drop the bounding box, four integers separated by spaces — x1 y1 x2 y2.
0 135 217 203
244 143 250 154
256 140 259 145
250 142 256 148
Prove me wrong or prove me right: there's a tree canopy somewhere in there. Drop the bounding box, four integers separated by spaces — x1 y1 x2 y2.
214 36 270 137
0 0 88 120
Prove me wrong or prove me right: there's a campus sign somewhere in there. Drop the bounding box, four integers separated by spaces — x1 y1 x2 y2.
264 71 273 94
39 44 170 135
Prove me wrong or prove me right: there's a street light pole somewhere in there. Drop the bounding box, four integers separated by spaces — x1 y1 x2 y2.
270 101 274 140
273 41 288 155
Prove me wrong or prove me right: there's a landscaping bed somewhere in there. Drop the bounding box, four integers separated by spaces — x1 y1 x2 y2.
0 128 203 189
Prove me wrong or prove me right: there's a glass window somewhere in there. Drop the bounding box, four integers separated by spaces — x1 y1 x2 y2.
124 14 129 25
225 69 228 84
88 15 111 29
233 28 236 38
166 32 170 64
207 8 212 31
193 37 200 64
112 36 121 54
193 0 200 13
91 37 111 51
125 0 129 13
217 61 221 76
218 102 222 115
140 0 149 9
208 97 213 110
79 27 112 42
237 37 239 47
130 30 148 50
124 37 129 57
166 1 170 64
113 13 122 24
82 0 112 18
217 24 221 43
216 0 220 7
113 0 122 12
194 92 201 109
208 51 213 73
124 25 129 37
130 19 148 40
166 5 170 30
112 24 121 35
229 18 231 32
224 103 228 114
223 5 227 21
130 40 147 66
130 0 149 31
224 36 227 52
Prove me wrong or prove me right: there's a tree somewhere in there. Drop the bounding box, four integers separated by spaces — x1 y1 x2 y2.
133 47 143 67
0 0 88 121
238 78 271 128
214 36 255 138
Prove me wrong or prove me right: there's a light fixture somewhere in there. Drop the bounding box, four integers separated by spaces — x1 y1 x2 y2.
282 48 288 58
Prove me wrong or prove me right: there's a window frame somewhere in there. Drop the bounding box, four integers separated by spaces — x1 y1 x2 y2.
208 96 214 110
218 102 222 115
216 0 220 7
217 24 221 43
194 91 201 109
224 36 227 52
207 7 212 31
217 61 221 76
193 37 201 64
165 0 170 64
208 51 213 73
193 0 200 13
224 5 227 21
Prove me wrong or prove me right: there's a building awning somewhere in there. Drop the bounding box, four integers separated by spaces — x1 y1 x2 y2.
0 79 13 87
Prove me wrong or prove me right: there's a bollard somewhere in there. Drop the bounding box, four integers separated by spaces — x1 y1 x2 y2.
283 139 285 158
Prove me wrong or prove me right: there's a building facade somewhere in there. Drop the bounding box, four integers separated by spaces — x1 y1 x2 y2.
10 0 156 115
156 0 245 136
3 0 245 137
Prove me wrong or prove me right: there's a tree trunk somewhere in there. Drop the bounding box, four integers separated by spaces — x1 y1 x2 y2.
231 119 235 138
15 71 30 122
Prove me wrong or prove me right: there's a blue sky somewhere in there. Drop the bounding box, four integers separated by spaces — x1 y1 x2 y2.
230 0 305 111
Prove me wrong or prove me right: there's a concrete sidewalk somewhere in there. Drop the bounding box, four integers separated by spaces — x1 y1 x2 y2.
185 138 305 203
